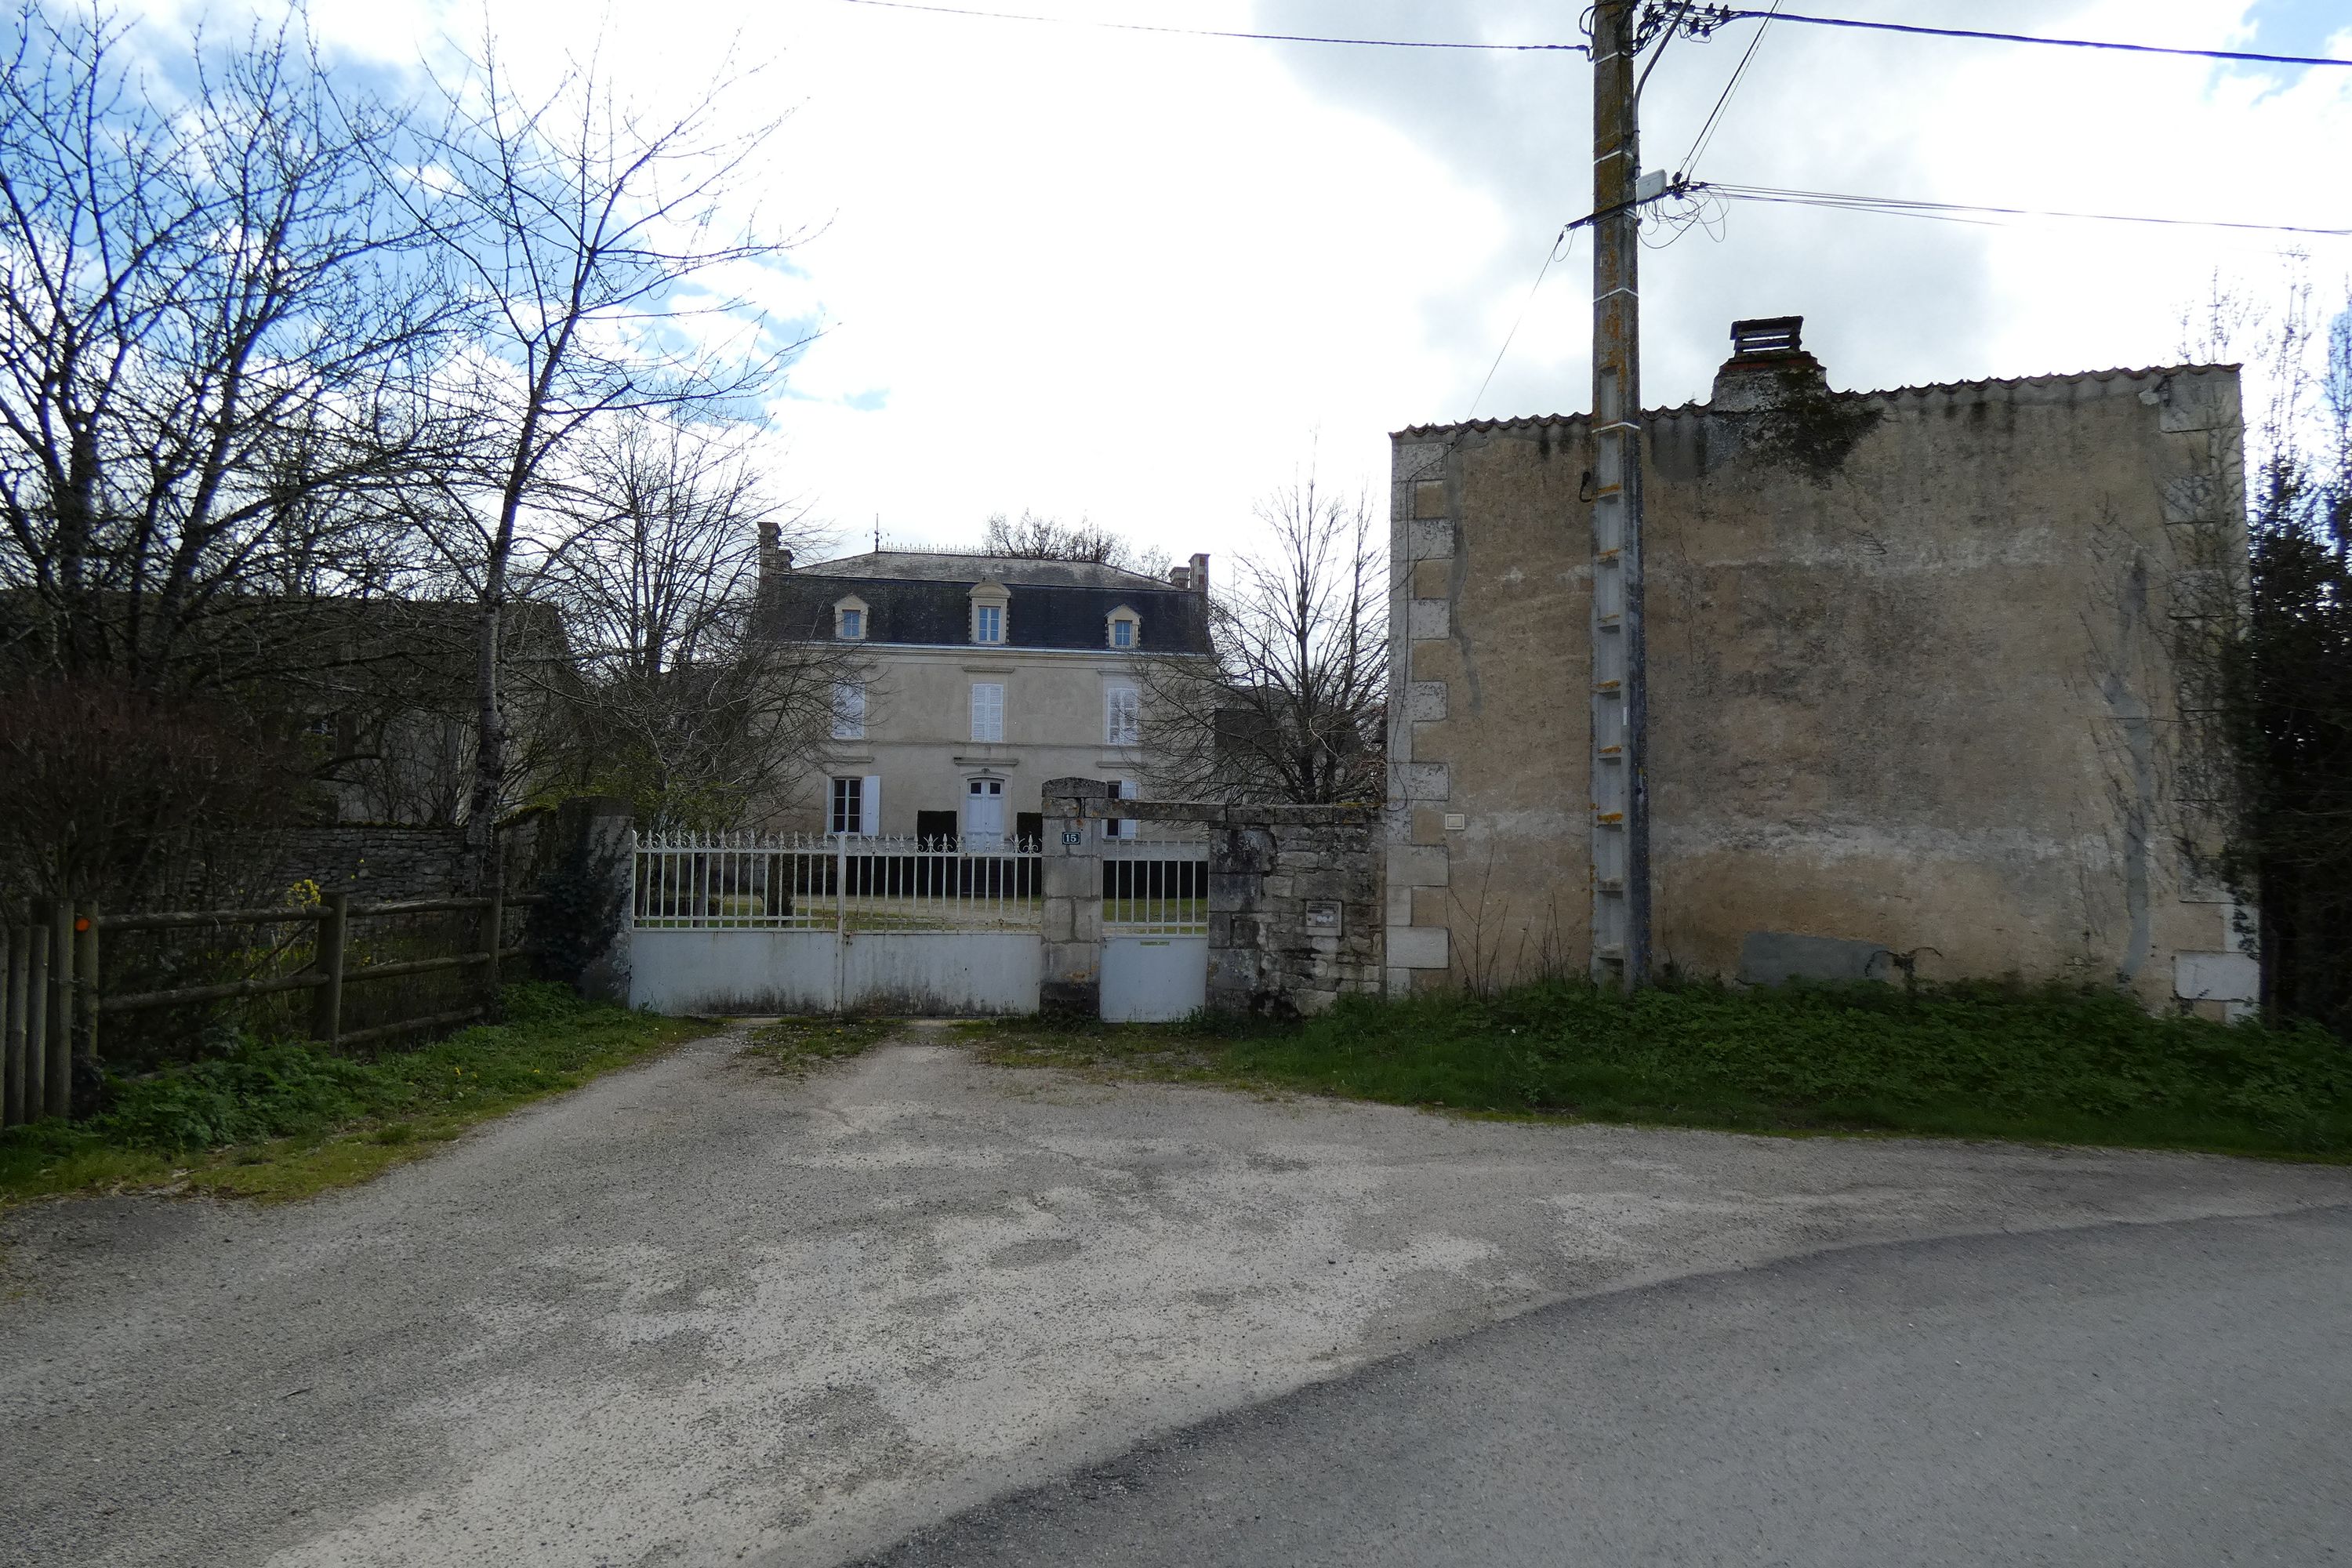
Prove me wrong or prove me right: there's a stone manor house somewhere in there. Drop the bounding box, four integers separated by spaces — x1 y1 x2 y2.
761 546 1214 843
1384 318 2259 1020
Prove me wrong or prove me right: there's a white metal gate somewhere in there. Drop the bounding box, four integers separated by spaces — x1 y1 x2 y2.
1100 834 1210 1022
628 832 1044 1015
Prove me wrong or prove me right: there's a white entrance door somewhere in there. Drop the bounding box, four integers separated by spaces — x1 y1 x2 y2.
965 778 1005 847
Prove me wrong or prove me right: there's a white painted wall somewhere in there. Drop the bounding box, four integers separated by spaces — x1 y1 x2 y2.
630 930 1040 1016
1101 935 1208 1023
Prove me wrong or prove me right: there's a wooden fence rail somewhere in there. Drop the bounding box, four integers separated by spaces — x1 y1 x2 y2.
0 891 544 1131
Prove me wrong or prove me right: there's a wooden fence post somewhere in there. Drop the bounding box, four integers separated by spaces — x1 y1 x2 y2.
46 901 72 1120
24 917 47 1122
482 871 505 1014
74 899 100 1084
3 924 20 1127
311 892 348 1044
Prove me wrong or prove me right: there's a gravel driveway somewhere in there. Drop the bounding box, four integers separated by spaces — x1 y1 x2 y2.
4 1022 2347 1567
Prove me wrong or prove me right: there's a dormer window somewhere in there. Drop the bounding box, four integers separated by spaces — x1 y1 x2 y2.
968 579 1011 644
833 596 869 640
1107 605 1141 649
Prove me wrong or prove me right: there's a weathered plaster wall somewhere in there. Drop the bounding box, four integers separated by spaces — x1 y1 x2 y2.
1385 423 1593 995
1388 362 2254 1013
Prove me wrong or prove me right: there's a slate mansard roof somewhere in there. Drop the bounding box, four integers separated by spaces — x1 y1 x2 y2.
767 550 1214 655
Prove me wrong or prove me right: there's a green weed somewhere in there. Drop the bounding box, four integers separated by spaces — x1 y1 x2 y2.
0 984 704 1204
978 980 2352 1162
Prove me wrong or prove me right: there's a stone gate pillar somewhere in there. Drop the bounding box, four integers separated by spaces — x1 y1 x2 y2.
1040 777 1107 1014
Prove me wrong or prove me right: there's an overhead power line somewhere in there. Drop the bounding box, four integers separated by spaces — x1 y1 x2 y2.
1683 181 2352 239
832 0 1584 52
1678 0 1779 180
840 0 2352 70
1468 226 1581 421
1715 8 2352 70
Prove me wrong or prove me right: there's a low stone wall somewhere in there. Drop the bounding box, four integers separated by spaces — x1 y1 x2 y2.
273 825 470 902
272 816 545 904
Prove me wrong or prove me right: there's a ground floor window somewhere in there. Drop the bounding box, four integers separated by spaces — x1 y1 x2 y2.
831 776 866 835
1102 777 1137 840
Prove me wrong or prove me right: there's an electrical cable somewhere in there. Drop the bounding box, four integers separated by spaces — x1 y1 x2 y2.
1678 0 1778 179
1715 8 2352 70
833 0 1585 52
1468 226 1579 421
1687 181 2352 238
837 1 2352 70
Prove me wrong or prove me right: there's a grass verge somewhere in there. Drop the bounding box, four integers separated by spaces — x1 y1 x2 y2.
968 981 2352 1163
0 983 706 1207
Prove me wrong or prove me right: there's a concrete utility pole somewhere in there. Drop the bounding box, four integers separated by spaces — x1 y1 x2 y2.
1588 0 1650 988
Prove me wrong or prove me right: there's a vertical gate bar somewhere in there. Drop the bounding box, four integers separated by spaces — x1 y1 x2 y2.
833 831 848 1012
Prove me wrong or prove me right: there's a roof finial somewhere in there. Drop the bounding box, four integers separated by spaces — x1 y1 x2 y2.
873 513 881 552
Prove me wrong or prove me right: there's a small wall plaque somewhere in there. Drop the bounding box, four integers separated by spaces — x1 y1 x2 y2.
1443 813 1468 831
1061 831 1084 845
1305 900 1342 934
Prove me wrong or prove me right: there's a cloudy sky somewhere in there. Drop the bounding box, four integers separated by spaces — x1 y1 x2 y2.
282 0 2352 565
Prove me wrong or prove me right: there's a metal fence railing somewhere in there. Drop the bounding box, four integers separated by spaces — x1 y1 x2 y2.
633 832 1044 934
1103 837 1210 936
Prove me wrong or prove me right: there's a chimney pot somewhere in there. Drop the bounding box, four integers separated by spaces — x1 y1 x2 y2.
1712 315 1827 412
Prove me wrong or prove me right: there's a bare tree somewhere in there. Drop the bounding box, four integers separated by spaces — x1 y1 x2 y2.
981 510 1169 579
389 35 810 880
546 415 849 829
0 3 455 689
1140 469 1386 804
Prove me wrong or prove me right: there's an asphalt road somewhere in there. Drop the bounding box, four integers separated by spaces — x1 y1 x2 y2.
3 1029 2348 1568
865 1206 2352 1567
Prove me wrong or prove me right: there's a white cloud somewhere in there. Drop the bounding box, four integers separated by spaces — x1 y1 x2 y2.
153 0 2352 567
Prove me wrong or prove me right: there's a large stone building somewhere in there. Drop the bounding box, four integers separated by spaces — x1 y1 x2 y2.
1385 318 2258 1017
764 547 1213 841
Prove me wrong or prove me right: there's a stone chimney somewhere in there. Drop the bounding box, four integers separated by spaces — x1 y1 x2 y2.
1188 552 1209 597
1167 564 1190 590
757 519 792 583
1710 315 1829 412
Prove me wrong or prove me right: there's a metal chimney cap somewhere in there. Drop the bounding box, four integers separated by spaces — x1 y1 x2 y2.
1730 316 1804 357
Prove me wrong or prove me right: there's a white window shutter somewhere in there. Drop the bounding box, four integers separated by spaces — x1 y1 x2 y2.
862 774 881 836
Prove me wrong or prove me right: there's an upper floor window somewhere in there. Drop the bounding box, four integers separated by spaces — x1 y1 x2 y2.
1105 683 1140 746
831 681 866 741
971 681 1006 743
969 580 1010 644
833 596 868 640
1107 605 1141 649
